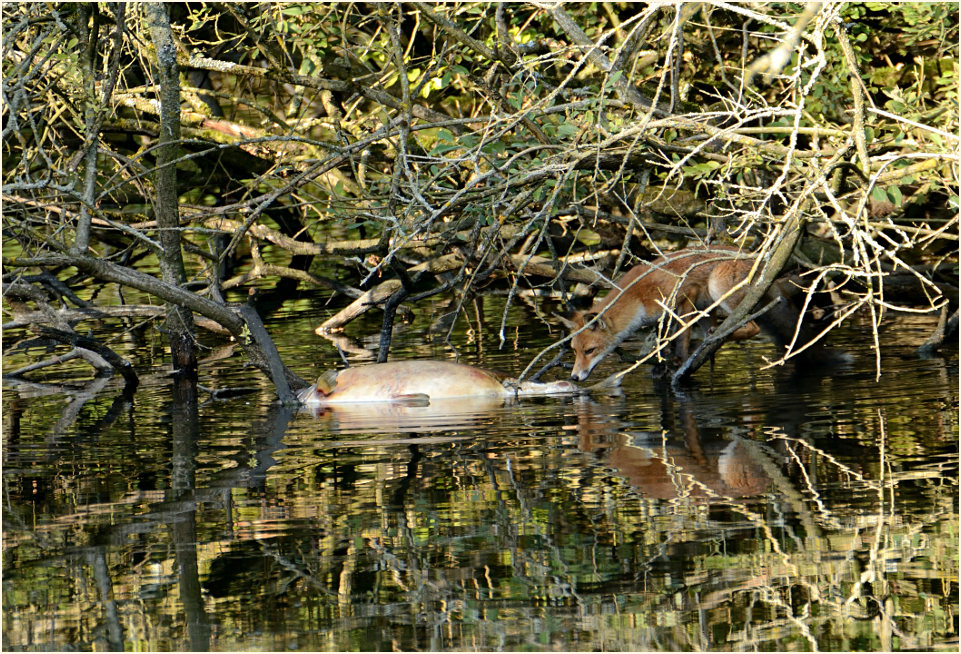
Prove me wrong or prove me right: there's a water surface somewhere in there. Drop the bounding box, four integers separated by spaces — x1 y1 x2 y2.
3 297 958 651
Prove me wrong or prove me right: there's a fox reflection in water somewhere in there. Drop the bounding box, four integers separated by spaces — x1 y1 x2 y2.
572 390 772 500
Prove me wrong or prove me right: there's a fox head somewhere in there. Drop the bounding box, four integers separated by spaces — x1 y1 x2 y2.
570 311 619 381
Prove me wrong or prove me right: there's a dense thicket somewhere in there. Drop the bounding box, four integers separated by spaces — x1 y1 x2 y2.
3 2 958 395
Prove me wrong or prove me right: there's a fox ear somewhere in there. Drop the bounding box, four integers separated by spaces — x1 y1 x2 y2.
583 312 605 330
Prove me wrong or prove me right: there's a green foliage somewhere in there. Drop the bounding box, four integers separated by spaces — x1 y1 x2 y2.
683 160 723 180
872 184 904 207
2 1 956 350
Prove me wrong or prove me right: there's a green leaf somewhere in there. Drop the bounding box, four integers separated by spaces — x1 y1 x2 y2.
574 229 601 246
870 185 889 203
884 98 908 114
682 161 722 178
886 186 903 206
429 143 461 156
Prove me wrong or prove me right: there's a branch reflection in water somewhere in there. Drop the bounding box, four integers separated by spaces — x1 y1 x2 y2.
2 315 956 651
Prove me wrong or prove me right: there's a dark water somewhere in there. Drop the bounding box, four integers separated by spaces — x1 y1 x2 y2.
3 295 958 651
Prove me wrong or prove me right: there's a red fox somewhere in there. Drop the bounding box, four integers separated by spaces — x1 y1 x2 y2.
569 246 762 381
706 257 851 367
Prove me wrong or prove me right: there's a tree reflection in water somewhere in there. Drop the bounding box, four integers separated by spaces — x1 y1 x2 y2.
2 323 957 651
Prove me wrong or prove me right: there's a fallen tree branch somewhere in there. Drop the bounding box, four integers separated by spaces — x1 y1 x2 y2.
6 253 307 394
31 325 139 388
4 347 109 378
2 303 229 334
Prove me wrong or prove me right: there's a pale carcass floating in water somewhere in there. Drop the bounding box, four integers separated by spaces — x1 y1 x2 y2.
296 360 612 407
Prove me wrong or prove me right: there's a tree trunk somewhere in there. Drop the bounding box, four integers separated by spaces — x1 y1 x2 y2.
146 3 197 375
71 3 98 255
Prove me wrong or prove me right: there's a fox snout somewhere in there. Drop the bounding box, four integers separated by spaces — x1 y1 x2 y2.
571 364 595 382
